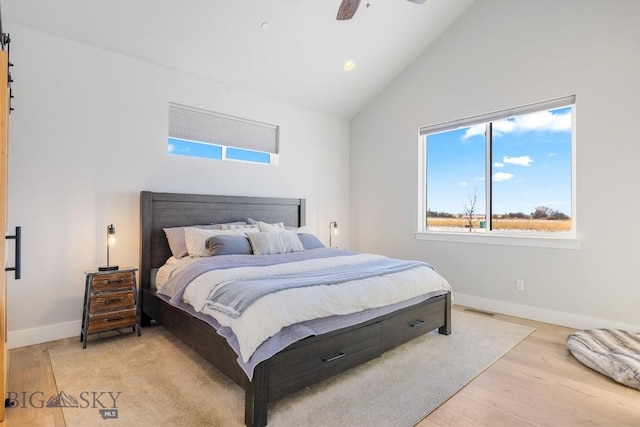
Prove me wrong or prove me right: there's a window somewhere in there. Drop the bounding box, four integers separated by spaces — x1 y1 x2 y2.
167 103 278 165
167 138 272 164
419 96 575 239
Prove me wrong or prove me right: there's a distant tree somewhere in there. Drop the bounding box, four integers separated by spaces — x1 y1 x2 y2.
506 212 527 219
427 209 455 218
548 209 569 220
462 188 479 232
531 206 569 220
531 206 551 219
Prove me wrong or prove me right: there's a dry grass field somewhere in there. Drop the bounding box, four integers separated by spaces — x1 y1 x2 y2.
427 217 572 232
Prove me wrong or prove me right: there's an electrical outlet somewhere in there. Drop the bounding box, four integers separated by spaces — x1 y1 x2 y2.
515 279 525 291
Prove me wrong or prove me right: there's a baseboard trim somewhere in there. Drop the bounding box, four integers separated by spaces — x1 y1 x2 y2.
454 293 638 331
8 320 81 349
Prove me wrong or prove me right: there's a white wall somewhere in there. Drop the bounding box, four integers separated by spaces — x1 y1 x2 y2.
350 0 640 330
5 23 350 348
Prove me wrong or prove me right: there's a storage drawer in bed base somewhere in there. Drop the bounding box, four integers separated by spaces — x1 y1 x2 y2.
268 322 382 400
380 293 449 353
266 292 450 401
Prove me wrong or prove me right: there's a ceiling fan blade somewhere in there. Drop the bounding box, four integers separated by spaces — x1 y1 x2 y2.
405 0 428 4
337 0 361 21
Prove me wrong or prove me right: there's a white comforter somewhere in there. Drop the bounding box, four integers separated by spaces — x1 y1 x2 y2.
182 253 452 362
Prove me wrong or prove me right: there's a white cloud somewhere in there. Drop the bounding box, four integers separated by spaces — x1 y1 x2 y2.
474 176 485 181
458 181 468 187
460 109 570 142
462 124 485 140
548 152 557 157
493 110 571 136
168 143 176 153
494 162 504 168
493 172 514 182
503 155 533 167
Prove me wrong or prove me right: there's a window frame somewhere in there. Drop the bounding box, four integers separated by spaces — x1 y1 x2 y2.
416 96 579 249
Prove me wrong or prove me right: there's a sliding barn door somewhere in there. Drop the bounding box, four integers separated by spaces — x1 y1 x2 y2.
0 49 9 422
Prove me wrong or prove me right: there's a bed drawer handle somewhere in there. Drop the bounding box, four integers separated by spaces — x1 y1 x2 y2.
321 352 346 362
103 317 124 323
409 319 425 328
103 279 124 285
102 297 124 305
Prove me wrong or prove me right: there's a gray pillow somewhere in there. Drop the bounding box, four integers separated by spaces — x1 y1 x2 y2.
247 231 304 255
205 235 253 256
297 233 325 250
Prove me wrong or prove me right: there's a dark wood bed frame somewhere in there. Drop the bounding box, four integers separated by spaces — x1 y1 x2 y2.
139 191 451 426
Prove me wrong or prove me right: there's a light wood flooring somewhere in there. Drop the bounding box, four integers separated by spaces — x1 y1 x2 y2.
2 306 639 426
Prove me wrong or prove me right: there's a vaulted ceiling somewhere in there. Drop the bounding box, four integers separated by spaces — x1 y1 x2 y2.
3 0 475 119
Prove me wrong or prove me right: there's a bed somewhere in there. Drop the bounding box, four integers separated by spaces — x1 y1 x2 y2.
139 191 452 427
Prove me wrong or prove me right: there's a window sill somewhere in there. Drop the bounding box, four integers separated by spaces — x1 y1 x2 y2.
414 231 581 249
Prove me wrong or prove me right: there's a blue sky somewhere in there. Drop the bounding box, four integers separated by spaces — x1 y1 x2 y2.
426 107 572 216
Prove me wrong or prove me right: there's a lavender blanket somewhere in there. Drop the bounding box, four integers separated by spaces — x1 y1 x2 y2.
159 248 357 304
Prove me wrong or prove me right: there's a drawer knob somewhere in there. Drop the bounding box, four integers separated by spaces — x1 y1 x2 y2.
321 352 346 362
103 278 124 285
103 317 124 323
102 298 124 305
409 319 425 328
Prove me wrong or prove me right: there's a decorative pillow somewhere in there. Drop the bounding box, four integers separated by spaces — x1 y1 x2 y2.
218 223 258 231
257 221 286 232
205 235 253 256
285 225 312 234
184 228 247 257
163 222 247 259
247 231 304 255
248 218 286 231
297 233 325 250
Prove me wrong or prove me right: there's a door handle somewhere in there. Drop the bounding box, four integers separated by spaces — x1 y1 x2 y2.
5 226 21 280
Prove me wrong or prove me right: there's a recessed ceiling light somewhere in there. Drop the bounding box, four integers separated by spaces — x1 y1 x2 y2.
343 59 356 71
261 22 271 31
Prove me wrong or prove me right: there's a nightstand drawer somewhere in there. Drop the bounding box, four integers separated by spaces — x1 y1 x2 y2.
91 272 134 292
89 291 135 312
88 308 137 333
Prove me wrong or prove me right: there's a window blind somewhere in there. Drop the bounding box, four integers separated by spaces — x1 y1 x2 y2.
419 95 575 136
169 102 279 154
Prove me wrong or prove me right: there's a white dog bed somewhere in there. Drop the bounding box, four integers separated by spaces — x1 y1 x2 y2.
566 329 640 390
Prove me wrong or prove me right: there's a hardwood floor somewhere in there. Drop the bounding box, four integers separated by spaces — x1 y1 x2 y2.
419 308 640 427
1 307 638 426
2 339 69 427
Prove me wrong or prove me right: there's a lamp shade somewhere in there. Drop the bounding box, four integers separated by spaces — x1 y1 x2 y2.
329 221 338 247
99 224 119 271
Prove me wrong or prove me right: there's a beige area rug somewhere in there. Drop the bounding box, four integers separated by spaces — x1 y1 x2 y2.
48 309 534 426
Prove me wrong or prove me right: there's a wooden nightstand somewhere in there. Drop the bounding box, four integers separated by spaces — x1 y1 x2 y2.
81 267 140 348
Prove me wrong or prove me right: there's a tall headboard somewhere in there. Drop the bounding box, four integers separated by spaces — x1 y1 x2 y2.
139 191 306 291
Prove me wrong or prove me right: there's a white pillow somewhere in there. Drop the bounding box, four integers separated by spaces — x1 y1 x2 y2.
247 218 285 232
248 231 304 255
285 225 312 234
257 221 286 232
184 228 246 257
